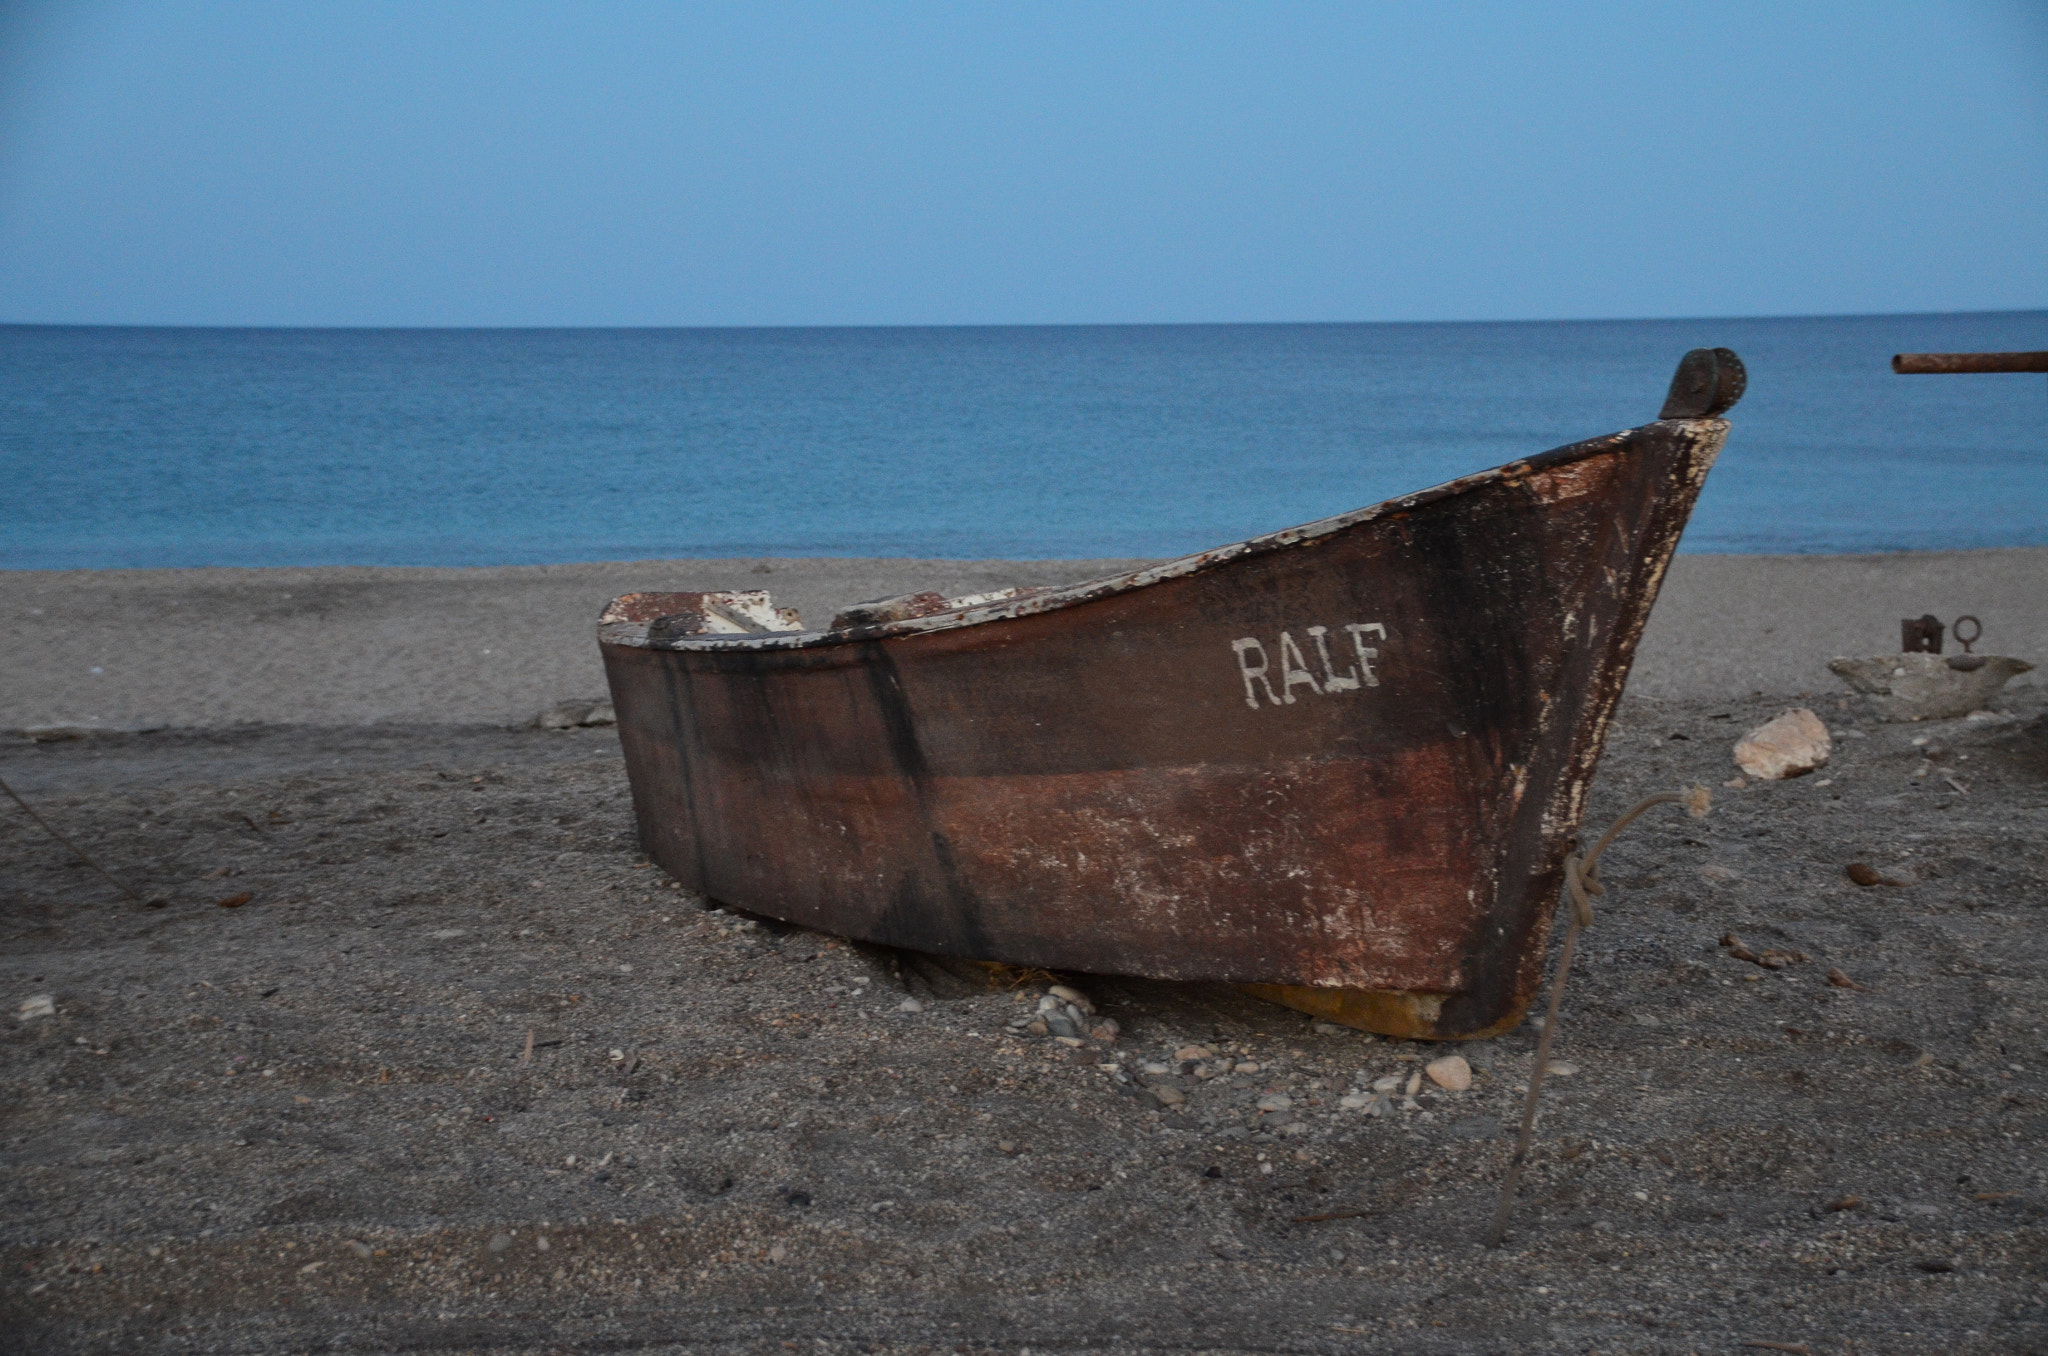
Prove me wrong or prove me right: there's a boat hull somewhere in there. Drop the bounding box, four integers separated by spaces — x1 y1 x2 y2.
601 416 1727 1038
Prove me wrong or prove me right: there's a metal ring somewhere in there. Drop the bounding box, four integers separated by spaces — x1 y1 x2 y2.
1953 615 1982 654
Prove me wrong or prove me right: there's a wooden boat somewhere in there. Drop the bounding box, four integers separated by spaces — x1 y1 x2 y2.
599 348 1746 1040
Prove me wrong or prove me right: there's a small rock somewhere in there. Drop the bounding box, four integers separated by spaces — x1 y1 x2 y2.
216 891 252 908
996 1140 1019 1154
346 1240 373 1257
578 701 616 727
1338 1091 1373 1110
897 997 924 1013
1424 1055 1472 1091
1404 1070 1422 1098
534 701 594 730
1141 1061 1173 1076
1234 1061 1259 1074
1088 1019 1120 1043
1845 862 1907 888
1827 967 1868 991
1733 708 1830 780
1047 984 1094 1015
488 1233 514 1253
1256 1093 1293 1113
1043 1010 1084 1039
1149 1084 1187 1106
17 994 54 1022
1544 1061 1578 1078
1371 1075 1403 1092
1310 1021 1350 1036
1174 1045 1213 1061
767 1243 787 1263
1053 1035 1085 1048
1723 776 1747 790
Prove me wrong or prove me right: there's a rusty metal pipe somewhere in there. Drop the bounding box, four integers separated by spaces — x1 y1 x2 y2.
1892 352 2048 374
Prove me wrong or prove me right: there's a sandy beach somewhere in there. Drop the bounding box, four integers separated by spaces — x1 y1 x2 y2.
3 549 2043 730
3 550 2045 1353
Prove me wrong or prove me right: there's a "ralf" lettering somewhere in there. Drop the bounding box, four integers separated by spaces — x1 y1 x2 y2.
1230 624 1387 710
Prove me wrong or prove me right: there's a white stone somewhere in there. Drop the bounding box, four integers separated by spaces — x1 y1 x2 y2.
16 995 54 1021
1733 708 1831 780
898 997 924 1013
1256 1093 1293 1113
1424 1055 1472 1091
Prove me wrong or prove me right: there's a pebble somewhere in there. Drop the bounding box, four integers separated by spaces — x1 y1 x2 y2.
1255 1093 1293 1113
488 1233 514 1253
1054 1035 1085 1048
1043 1010 1085 1039
1174 1045 1213 1061
1424 1055 1472 1091
1047 984 1095 1015
1141 1061 1172 1076
1403 1070 1422 1097
898 997 924 1013
1234 1061 1259 1074
1150 1084 1187 1106
1544 1061 1579 1077
1089 1018 1120 1043
1338 1091 1373 1110
1371 1075 1403 1093
17 994 55 1022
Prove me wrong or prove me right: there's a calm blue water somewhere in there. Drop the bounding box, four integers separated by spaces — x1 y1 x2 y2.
3 314 2043 569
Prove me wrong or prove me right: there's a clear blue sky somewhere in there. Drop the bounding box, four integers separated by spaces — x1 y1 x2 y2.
1 1 2043 327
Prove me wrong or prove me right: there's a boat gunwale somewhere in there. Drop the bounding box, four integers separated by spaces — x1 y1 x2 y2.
603 415 1725 654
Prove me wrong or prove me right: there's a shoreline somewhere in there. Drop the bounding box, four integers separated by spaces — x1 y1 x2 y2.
4 547 2042 729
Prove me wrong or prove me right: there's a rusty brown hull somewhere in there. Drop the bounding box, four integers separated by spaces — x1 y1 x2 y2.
601 398 1732 1040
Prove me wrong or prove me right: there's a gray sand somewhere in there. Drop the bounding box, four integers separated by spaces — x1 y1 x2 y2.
3 550 2046 1352
3 549 2043 729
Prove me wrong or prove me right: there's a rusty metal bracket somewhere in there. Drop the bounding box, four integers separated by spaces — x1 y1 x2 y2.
1892 352 2048 374
1901 615 1945 654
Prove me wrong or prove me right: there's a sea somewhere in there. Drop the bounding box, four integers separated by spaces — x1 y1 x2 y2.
3 312 2043 570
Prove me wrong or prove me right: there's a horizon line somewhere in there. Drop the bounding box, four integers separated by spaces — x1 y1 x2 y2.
4 306 2045 334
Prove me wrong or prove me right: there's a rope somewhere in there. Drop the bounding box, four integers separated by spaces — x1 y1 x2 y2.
1486 786 1709 1248
0 772 162 907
